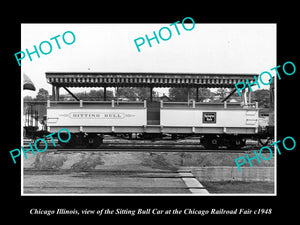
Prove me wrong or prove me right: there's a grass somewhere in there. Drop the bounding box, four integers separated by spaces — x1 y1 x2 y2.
201 181 274 194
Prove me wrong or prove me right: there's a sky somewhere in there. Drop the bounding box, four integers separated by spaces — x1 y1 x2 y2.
21 23 276 97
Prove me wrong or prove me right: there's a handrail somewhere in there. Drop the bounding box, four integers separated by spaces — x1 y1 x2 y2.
46 100 147 108
47 100 145 104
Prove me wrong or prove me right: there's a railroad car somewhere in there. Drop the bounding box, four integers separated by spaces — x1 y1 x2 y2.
24 72 274 149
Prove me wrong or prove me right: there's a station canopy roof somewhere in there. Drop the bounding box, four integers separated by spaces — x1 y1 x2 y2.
46 72 258 88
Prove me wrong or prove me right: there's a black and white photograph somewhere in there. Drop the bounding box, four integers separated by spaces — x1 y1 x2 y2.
20 23 276 196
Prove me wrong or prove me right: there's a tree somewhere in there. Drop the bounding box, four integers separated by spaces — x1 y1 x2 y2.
117 88 139 100
251 89 270 108
35 88 49 101
169 88 213 102
215 88 230 99
23 95 34 101
74 89 113 101
117 87 157 100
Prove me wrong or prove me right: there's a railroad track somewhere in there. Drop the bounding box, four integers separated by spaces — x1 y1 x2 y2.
54 148 255 153
23 139 260 153
23 144 258 153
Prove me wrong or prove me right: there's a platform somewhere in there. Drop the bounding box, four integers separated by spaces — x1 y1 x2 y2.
23 169 209 194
